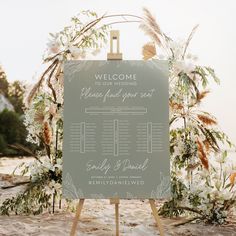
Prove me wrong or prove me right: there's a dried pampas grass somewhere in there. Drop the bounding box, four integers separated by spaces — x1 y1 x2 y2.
43 121 52 145
197 90 210 102
182 24 199 59
230 173 236 187
196 139 209 170
140 8 163 47
197 114 217 126
203 139 211 153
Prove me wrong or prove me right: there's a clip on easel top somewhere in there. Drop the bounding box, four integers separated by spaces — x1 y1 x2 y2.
107 30 123 60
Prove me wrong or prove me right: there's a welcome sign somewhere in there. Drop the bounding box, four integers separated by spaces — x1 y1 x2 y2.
62 60 170 199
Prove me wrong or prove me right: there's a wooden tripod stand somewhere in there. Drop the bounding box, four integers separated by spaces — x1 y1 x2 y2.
70 30 165 236
70 198 164 236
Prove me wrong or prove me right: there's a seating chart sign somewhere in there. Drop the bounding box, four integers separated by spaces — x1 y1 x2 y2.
62 60 170 199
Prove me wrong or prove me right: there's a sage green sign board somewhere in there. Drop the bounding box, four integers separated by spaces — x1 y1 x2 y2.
62 60 170 199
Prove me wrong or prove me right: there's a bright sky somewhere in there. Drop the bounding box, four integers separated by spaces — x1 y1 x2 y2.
0 0 236 147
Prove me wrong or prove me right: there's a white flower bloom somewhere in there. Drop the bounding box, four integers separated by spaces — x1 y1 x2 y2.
69 46 82 59
47 34 61 55
173 140 185 157
174 61 195 76
54 163 62 171
168 40 184 59
173 145 182 156
57 55 64 61
186 53 198 62
221 190 232 200
57 159 62 165
41 158 55 171
195 171 206 180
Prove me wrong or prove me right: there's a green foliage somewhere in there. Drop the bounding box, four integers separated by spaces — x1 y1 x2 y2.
0 155 62 215
0 176 51 215
0 133 7 153
159 176 186 217
0 67 9 96
0 109 33 156
0 66 25 114
8 81 26 114
0 109 26 145
0 67 30 155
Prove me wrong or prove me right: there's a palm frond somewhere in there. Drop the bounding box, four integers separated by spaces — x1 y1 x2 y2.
142 42 156 60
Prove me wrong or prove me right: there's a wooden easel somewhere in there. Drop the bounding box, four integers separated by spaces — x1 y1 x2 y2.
70 30 165 236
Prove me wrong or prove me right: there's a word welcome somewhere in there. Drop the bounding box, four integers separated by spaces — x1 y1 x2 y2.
95 73 136 81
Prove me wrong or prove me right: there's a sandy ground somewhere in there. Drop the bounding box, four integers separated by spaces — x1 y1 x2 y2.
0 157 236 236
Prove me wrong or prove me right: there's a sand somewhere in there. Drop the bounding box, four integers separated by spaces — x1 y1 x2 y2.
0 157 236 236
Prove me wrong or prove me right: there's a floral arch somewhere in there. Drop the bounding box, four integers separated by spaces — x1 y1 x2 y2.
1 9 235 225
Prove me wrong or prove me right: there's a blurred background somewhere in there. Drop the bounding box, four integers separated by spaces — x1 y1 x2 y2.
0 0 236 156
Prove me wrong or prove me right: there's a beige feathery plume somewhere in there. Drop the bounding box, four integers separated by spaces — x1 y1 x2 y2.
142 42 156 60
43 121 52 145
182 24 199 59
140 8 163 46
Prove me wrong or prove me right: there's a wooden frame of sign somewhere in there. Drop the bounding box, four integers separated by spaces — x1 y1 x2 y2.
70 30 165 236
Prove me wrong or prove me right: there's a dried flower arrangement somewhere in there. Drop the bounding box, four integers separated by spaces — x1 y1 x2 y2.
141 8 236 224
0 9 235 225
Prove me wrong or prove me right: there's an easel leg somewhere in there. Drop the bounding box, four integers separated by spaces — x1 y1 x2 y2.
149 199 164 236
70 199 85 236
115 202 119 236
110 198 120 236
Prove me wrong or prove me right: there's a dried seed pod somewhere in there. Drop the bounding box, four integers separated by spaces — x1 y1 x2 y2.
34 110 45 124
43 121 52 145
